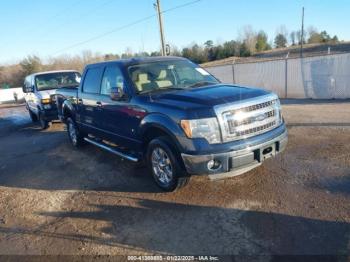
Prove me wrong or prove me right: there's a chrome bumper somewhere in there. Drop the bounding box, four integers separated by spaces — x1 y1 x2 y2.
181 126 288 180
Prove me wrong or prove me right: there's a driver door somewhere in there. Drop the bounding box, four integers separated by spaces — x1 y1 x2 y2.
98 65 144 150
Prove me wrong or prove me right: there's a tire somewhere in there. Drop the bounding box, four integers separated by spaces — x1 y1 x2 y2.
147 136 190 192
28 110 38 123
39 112 49 130
66 117 85 148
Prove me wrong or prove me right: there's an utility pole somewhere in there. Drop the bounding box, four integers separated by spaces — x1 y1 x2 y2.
155 0 166 56
300 7 305 58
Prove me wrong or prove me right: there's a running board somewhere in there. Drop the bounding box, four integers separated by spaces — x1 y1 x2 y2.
84 137 139 162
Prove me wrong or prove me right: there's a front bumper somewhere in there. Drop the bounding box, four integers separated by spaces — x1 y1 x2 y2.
40 106 58 122
181 125 288 180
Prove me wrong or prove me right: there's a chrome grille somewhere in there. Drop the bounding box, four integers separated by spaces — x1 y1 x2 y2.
235 121 276 137
214 94 281 143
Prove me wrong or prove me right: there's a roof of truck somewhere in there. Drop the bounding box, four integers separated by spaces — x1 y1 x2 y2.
86 56 189 68
28 70 80 78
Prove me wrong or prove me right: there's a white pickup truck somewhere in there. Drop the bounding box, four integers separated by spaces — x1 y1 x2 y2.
23 70 81 129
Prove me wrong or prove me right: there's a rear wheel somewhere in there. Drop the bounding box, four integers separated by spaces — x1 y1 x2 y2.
147 137 190 192
67 117 85 148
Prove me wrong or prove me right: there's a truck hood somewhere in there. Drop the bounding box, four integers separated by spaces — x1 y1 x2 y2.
37 89 57 99
149 84 271 108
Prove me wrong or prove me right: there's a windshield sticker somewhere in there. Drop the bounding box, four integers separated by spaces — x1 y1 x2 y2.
195 68 210 76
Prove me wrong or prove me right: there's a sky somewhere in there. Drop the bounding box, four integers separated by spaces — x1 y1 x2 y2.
0 0 349 64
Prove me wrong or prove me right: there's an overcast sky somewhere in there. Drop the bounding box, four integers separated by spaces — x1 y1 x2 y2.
0 0 349 64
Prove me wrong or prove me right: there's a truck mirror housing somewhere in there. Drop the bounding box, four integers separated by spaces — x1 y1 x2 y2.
22 85 34 93
110 86 124 101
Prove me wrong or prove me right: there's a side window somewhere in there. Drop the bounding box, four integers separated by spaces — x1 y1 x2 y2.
101 66 125 96
82 67 104 94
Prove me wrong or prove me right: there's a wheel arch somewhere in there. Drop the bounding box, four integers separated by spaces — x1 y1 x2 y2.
139 113 185 153
62 101 76 121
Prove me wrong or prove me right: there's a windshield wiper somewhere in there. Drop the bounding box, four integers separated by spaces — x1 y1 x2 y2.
187 81 217 89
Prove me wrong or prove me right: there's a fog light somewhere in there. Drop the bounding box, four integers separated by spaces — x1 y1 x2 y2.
207 160 222 171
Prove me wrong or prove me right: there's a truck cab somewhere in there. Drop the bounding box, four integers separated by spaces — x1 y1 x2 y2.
56 57 288 191
23 70 81 129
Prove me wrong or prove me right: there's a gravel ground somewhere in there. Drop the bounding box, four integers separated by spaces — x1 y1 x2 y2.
0 101 349 256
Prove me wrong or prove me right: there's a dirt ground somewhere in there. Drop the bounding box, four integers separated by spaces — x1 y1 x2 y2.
0 101 349 256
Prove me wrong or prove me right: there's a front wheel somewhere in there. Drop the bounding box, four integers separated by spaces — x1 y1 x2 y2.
66 117 85 148
147 137 190 192
28 110 38 123
39 113 49 129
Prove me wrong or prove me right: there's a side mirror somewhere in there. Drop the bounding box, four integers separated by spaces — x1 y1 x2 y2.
110 86 124 101
25 85 34 93
22 85 27 93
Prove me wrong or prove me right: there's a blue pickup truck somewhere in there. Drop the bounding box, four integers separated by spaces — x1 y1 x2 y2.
56 57 288 191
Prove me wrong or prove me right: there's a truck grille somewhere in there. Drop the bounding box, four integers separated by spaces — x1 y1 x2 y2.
215 94 282 143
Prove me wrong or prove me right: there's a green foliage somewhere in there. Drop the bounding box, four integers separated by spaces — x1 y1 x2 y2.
331 35 339 43
239 42 251 57
274 34 287 48
308 29 339 44
204 40 214 49
256 31 271 52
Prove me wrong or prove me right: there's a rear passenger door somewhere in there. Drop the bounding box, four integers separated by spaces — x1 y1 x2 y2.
78 66 105 136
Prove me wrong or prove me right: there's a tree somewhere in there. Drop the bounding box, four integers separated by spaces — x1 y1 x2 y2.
320 31 331 43
150 51 161 56
274 34 287 48
307 26 322 44
275 25 288 47
331 35 339 43
20 55 42 76
204 40 214 49
239 42 251 57
239 25 257 54
290 31 296 46
255 31 270 52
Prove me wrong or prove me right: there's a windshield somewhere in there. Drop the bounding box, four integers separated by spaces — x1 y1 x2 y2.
35 72 81 91
128 60 219 94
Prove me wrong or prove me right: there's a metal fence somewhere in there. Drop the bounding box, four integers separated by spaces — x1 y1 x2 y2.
204 53 350 99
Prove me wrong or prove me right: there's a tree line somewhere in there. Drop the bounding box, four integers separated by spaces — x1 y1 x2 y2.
0 25 341 88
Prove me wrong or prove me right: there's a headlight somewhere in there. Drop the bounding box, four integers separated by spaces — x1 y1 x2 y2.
41 98 51 104
181 118 221 144
275 99 283 124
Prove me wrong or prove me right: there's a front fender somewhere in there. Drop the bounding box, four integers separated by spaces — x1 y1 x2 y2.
139 113 187 152
62 100 76 120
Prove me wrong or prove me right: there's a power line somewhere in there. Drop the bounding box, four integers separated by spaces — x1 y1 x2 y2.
40 0 115 38
51 0 203 56
0 0 85 51
49 0 85 21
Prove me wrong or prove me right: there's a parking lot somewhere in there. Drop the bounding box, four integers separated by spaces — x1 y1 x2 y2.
0 101 349 255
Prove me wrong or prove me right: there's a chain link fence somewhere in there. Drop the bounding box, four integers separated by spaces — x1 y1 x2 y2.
204 53 350 99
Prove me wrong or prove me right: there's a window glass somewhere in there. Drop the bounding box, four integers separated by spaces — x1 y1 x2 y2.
83 67 104 94
128 60 218 94
35 72 81 91
101 66 125 96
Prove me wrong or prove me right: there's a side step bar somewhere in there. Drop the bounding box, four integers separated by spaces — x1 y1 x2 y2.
84 137 139 162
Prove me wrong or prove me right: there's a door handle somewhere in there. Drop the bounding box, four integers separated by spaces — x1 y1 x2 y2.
77 98 83 104
96 101 102 107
